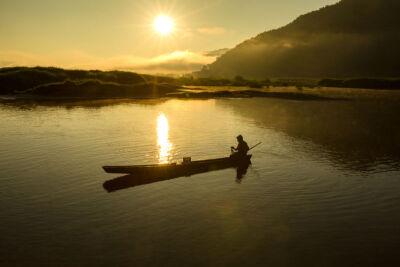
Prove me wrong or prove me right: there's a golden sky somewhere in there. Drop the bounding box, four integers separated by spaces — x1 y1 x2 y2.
0 0 338 74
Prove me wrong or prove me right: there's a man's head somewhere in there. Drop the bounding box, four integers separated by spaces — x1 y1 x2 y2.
237 135 243 142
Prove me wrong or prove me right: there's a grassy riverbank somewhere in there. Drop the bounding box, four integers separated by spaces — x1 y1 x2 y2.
1 67 400 100
0 67 179 98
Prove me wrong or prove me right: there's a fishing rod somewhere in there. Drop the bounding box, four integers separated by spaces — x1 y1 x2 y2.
249 142 262 151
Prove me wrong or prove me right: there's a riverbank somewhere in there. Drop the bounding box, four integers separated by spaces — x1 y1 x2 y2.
181 85 400 101
2 67 400 104
2 67 400 101
2 85 400 106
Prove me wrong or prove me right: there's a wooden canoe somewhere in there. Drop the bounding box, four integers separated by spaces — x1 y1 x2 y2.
102 155 252 175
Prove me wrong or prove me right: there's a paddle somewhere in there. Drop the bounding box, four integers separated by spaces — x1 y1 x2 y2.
249 142 262 151
231 141 262 153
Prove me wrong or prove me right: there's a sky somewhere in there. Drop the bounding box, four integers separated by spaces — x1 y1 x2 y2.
0 0 338 74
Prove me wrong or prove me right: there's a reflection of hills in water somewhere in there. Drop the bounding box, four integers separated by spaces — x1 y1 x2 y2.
220 98 400 172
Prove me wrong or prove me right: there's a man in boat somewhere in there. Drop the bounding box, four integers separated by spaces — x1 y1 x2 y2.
231 135 250 158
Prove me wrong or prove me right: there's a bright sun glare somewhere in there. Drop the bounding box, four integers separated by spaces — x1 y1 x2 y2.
154 16 174 35
157 113 172 163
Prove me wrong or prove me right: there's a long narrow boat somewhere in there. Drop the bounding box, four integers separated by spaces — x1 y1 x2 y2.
102 155 252 175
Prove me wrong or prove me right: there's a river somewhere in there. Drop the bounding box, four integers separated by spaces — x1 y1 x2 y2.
1 97 399 266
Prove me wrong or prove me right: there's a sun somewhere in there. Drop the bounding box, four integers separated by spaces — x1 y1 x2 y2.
154 16 174 35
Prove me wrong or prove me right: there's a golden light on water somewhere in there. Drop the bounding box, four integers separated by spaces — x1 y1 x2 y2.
157 113 172 163
154 15 174 35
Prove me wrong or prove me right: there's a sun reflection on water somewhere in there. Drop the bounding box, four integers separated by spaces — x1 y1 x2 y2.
157 113 173 164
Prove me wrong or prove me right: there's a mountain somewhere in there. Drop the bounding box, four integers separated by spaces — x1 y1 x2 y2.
197 0 400 78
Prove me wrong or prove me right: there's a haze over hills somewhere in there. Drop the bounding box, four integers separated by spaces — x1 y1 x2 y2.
197 0 400 79
203 48 230 57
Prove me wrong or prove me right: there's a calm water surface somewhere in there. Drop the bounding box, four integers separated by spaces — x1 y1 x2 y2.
1 98 399 266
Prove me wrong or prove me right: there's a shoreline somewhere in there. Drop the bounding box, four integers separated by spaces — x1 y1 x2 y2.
2 86 400 104
0 90 345 103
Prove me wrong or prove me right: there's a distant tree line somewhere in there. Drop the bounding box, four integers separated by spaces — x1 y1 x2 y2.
176 75 319 88
318 78 400 90
177 75 400 90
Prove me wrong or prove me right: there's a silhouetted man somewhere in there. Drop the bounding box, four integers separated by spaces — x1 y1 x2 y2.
231 135 249 157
